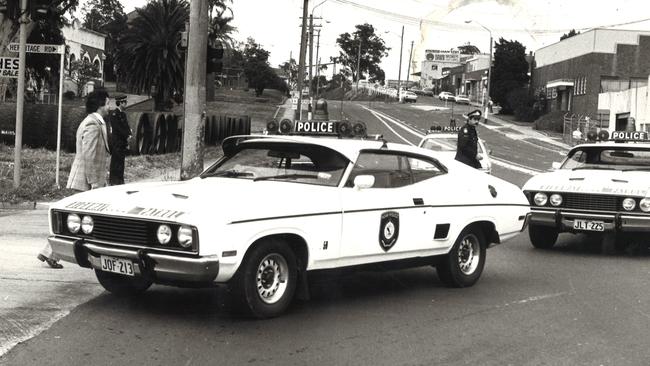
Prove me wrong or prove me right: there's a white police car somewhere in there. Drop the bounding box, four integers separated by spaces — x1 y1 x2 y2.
418 126 493 174
523 130 650 251
48 119 529 318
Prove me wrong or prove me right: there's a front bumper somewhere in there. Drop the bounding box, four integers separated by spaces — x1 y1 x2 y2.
529 208 650 233
49 236 219 283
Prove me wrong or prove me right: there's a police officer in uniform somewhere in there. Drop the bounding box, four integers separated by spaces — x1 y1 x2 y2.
455 109 482 169
109 94 132 185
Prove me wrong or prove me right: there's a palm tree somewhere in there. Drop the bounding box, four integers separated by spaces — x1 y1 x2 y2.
207 0 236 97
115 0 188 110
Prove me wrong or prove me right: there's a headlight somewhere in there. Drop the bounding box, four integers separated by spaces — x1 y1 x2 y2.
67 213 81 233
640 198 650 212
177 225 193 248
81 215 94 234
549 194 563 207
157 224 172 245
622 198 636 211
533 192 548 206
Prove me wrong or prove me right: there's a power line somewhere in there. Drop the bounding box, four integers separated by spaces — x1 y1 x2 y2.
328 0 650 35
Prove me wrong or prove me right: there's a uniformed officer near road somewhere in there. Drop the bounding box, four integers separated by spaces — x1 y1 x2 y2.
455 109 482 169
109 94 132 185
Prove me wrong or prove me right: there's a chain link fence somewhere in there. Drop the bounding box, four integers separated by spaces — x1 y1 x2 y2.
563 112 609 146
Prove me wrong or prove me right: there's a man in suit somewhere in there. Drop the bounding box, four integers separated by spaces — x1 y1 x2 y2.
109 94 132 185
67 89 111 191
455 109 483 169
38 90 111 269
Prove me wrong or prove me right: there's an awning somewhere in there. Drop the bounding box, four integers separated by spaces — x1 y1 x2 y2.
546 79 574 88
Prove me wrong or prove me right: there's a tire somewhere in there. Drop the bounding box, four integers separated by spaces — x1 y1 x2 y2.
95 269 152 296
436 226 486 288
529 224 558 249
233 240 298 318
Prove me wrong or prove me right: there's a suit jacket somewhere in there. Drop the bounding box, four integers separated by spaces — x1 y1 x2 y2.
67 113 110 191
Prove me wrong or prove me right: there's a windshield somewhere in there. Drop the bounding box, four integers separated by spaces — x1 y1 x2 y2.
201 142 350 186
420 136 484 153
560 146 650 171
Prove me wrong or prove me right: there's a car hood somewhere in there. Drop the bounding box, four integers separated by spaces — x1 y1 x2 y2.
52 178 341 224
523 169 650 197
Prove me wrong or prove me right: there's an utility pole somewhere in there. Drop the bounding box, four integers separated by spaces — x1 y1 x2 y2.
296 0 309 120
13 0 28 188
396 25 404 102
180 0 209 180
313 29 321 109
308 14 314 103
406 40 414 85
486 33 493 124
355 41 361 90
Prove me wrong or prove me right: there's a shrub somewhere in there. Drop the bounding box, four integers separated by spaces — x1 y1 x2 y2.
63 91 75 100
534 111 566 133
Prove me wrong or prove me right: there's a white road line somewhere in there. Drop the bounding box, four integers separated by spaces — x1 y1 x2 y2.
362 105 544 176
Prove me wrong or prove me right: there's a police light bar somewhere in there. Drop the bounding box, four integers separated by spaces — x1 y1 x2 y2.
266 119 367 138
586 130 650 142
428 125 461 133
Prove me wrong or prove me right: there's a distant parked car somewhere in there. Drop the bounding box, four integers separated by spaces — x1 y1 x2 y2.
454 94 470 104
438 92 454 101
422 88 434 96
401 91 418 103
410 88 423 95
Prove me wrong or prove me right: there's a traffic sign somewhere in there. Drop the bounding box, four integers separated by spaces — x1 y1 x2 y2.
0 57 19 78
7 43 63 54
291 97 298 110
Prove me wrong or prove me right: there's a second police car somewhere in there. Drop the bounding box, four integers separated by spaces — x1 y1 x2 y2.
47 119 530 318
419 126 493 174
523 130 650 252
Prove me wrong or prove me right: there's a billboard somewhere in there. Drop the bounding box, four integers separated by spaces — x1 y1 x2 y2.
425 50 460 63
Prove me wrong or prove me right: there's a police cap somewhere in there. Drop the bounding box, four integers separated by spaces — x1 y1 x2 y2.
465 109 482 119
114 94 127 102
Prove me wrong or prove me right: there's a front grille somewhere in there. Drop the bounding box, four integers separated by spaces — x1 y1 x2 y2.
92 216 152 245
561 193 618 211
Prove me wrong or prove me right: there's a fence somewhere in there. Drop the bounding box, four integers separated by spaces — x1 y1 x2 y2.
562 112 609 146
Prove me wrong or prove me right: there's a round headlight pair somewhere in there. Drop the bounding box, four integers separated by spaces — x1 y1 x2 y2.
640 198 650 212
67 214 94 234
156 224 193 248
533 192 562 207
622 198 636 211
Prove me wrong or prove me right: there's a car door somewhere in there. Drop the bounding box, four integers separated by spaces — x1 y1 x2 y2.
338 151 436 264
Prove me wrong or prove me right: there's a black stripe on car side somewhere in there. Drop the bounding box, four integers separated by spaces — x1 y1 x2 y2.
229 203 529 224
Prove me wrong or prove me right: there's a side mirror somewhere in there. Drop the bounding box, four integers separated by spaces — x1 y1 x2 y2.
488 150 493 155
353 175 375 190
551 162 561 170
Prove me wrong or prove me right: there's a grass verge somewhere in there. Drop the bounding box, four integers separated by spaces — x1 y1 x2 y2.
0 144 224 204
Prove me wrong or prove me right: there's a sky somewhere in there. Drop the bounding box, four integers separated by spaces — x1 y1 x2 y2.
93 0 650 81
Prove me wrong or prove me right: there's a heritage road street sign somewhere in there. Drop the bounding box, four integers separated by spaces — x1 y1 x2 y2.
7 43 64 54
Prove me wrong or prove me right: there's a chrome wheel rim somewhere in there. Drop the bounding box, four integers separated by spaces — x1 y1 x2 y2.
458 234 480 275
256 253 289 304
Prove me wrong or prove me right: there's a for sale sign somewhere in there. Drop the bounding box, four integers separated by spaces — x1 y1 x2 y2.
0 57 19 78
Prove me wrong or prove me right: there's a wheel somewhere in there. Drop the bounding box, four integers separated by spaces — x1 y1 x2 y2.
436 226 486 288
94 269 152 296
233 240 298 318
528 224 558 249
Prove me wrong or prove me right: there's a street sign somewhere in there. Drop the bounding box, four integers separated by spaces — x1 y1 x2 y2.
291 97 298 110
7 43 63 54
0 57 19 78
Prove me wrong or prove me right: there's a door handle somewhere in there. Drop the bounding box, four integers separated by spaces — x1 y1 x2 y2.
413 198 424 206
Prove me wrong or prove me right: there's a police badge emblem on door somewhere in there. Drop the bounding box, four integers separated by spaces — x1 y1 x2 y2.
379 211 400 251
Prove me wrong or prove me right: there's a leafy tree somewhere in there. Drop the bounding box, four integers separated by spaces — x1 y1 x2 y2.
115 0 188 110
560 29 580 41
241 38 287 96
206 0 235 99
334 23 389 83
69 59 101 97
490 38 529 114
81 0 127 81
458 43 480 55
278 58 297 90
310 75 327 94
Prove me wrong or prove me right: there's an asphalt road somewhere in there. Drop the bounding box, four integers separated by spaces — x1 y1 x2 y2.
2 98 650 365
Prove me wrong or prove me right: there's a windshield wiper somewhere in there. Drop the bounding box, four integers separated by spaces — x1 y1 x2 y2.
572 166 616 171
204 170 255 178
253 173 318 182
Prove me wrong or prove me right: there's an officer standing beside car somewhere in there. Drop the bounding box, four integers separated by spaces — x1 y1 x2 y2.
109 94 132 185
455 109 482 169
